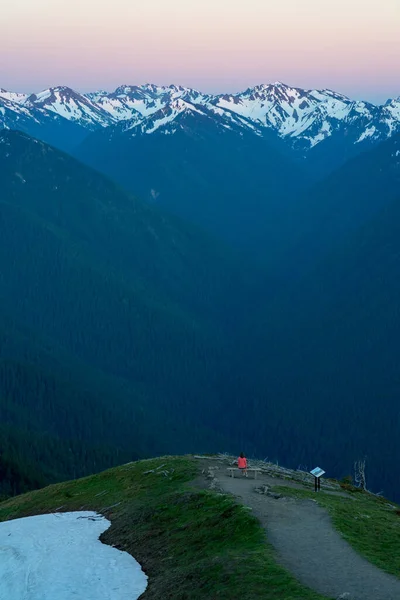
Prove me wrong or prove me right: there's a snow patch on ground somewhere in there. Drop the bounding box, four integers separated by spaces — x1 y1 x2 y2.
0 511 147 599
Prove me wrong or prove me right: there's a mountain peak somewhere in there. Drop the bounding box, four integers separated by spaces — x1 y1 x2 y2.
26 86 83 107
241 82 306 103
25 86 115 130
168 84 186 92
30 85 75 97
114 85 142 95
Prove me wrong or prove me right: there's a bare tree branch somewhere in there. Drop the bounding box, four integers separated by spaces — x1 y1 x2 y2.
354 458 367 491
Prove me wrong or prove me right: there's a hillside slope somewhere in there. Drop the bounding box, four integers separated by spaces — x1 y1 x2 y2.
1 455 399 599
0 130 253 488
237 188 400 500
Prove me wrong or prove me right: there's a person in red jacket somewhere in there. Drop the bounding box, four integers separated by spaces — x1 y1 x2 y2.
237 452 248 477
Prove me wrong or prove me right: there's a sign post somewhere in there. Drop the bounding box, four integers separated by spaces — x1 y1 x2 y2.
310 467 325 492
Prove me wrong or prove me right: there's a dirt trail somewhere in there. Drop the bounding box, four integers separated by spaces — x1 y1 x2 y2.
201 462 400 600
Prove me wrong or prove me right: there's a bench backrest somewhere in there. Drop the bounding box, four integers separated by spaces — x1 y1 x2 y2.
227 467 261 471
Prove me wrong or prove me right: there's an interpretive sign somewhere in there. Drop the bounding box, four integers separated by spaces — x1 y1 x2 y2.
310 467 325 478
310 467 325 491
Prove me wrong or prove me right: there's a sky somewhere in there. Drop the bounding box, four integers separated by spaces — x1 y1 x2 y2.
1 0 399 103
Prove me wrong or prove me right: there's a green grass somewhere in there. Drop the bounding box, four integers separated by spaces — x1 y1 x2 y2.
273 484 400 578
0 456 327 600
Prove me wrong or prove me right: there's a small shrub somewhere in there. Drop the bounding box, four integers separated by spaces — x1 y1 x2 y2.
341 475 353 485
339 481 363 493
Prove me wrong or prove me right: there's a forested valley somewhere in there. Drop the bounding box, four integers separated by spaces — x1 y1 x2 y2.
1 128 400 502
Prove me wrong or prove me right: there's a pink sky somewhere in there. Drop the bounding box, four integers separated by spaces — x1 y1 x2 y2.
1 0 399 103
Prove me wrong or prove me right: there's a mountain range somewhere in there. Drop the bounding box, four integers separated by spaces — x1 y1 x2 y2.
1 82 399 167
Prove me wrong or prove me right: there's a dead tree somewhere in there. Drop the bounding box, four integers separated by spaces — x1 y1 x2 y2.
354 459 367 491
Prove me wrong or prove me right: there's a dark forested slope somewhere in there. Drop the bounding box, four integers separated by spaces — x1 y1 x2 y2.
234 187 400 499
0 130 251 491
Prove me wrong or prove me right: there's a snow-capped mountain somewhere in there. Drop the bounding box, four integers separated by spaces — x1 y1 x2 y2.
213 82 350 141
84 90 108 103
0 88 28 103
0 95 38 127
382 97 400 132
92 84 210 121
0 92 94 151
0 94 68 139
212 82 400 151
25 86 116 130
1 82 399 162
109 98 266 139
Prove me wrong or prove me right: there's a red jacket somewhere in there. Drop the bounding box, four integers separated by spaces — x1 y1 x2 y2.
238 456 247 468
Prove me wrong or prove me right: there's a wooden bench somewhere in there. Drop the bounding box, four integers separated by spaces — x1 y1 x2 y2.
227 467 262 480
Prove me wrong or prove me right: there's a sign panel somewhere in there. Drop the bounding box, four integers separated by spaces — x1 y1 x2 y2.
310 467 325 478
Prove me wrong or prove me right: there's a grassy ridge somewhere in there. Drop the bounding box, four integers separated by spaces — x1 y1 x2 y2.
0 456 325 600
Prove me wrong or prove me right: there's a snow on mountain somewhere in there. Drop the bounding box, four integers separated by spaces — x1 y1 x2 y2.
85 90 108 102
0 93 96 151
1 82 399 153
288 98 378 148
95 85 163 120
381 98 400 135
107 98 211 138
95 83 210 121
207 105 266 135
130 98 202 134
25 86 116 130
115 98 266 139
212 83 374 149
0 88 28 103
208 82 400 151
212 82 341 133
0 96 43 129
